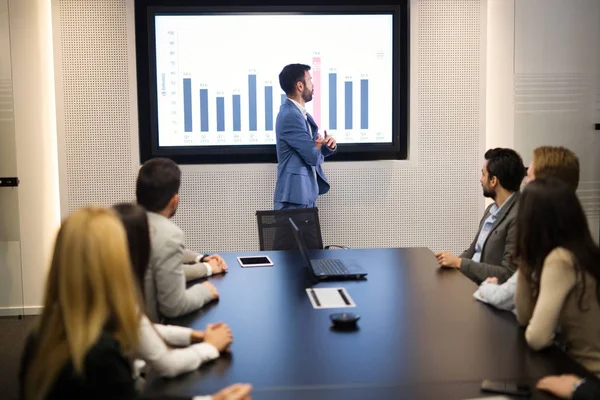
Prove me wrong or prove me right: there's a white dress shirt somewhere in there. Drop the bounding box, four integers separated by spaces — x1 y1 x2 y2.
135 314 219 378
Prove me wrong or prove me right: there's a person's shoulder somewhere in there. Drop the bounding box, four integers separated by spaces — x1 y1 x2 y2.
74 332 128 374
503 191 520 211
88 332 122 355
500 192 520 221
147 212 184 242
508 191 520 207
278 104 302 121
147 212 182 233
279 99 293 110
84 333 135 388
544 247 576 269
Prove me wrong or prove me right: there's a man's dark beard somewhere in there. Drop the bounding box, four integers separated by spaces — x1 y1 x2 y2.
483 187 496 200
302 88 313 102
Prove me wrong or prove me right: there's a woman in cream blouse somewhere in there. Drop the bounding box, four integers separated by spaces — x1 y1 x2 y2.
515 178 600 376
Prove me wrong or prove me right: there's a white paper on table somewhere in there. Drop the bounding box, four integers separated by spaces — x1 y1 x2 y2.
306 287 356 309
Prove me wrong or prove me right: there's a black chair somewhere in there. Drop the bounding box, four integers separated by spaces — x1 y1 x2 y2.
255 208 347 251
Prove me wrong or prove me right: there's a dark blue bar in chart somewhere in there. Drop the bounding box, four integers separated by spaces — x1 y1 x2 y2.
200 88 208 132
233 94 241 131
183 78 192 132
248 74 257 131
281 94 286 105
216 97 225 132
328 73 337 130
265 86 273 131
360 79 368 129
345 81 353 129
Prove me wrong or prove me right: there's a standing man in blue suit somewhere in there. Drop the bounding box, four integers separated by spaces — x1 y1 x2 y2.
274 63 337 210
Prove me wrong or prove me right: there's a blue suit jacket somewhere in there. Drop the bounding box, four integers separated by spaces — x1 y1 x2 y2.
274 99 336 206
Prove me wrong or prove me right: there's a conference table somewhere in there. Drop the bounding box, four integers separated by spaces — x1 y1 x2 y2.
144 248 593 399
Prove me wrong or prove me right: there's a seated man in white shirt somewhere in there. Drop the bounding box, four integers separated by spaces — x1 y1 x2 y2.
474 146 580 312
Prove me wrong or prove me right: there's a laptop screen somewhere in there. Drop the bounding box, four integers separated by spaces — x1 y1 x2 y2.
289 218 313 268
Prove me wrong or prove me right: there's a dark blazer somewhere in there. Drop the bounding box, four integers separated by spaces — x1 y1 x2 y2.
574 379 600 400
19 332 190 400
273 99 335 207
459 192 520 284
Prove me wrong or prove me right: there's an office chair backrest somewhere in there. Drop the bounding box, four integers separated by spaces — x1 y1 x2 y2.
256 208 323 251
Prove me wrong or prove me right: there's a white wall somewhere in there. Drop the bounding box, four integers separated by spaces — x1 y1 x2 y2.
1 0 61 314
597 37 600 124
53 0 486 262
0 0 23 316
485 0 514 151
486 0 600 241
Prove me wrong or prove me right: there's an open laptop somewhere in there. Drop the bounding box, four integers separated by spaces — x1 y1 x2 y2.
289 218 367 280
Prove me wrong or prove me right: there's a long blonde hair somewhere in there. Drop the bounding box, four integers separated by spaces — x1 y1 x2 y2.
24 207 142 400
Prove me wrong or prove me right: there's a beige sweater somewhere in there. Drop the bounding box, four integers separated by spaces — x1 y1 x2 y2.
516 247 600 377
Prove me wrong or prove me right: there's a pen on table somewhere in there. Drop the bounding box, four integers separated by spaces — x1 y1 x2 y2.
310 288 321 307
338 289 351 305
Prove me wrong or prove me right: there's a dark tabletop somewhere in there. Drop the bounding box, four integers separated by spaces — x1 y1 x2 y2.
144 247 592 399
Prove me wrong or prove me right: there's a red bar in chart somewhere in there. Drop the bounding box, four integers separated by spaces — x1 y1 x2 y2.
312 55 321 128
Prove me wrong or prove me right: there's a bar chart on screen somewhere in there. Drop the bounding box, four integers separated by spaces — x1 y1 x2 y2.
155 14 393 147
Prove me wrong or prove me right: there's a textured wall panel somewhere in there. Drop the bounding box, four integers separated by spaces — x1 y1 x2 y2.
57 0 485 254
515 72 600 221
59 0 136 210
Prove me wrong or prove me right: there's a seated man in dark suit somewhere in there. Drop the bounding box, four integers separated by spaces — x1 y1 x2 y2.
435 148 525 284
473 146 580 312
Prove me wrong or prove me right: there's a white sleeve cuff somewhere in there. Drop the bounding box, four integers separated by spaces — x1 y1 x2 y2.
191 342 220 362
192 396 212 400
153 323 193 346
195 255 212 276
204 262 212 276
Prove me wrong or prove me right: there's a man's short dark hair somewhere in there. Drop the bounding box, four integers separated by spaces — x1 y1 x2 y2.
136 157 181 212
484 148 525 192
279 63 311 96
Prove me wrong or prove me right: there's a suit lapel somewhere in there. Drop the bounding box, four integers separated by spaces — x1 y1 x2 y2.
306 113 316 128
486 192 519 237
306 113 318 138
477 206 492 231
287 101 315 139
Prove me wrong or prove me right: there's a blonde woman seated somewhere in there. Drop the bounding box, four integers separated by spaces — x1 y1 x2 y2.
19 207 251 400
112 203 233 379
515 178 600 376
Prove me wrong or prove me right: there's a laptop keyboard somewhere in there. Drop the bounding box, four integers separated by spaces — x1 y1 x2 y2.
313 259 349 275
